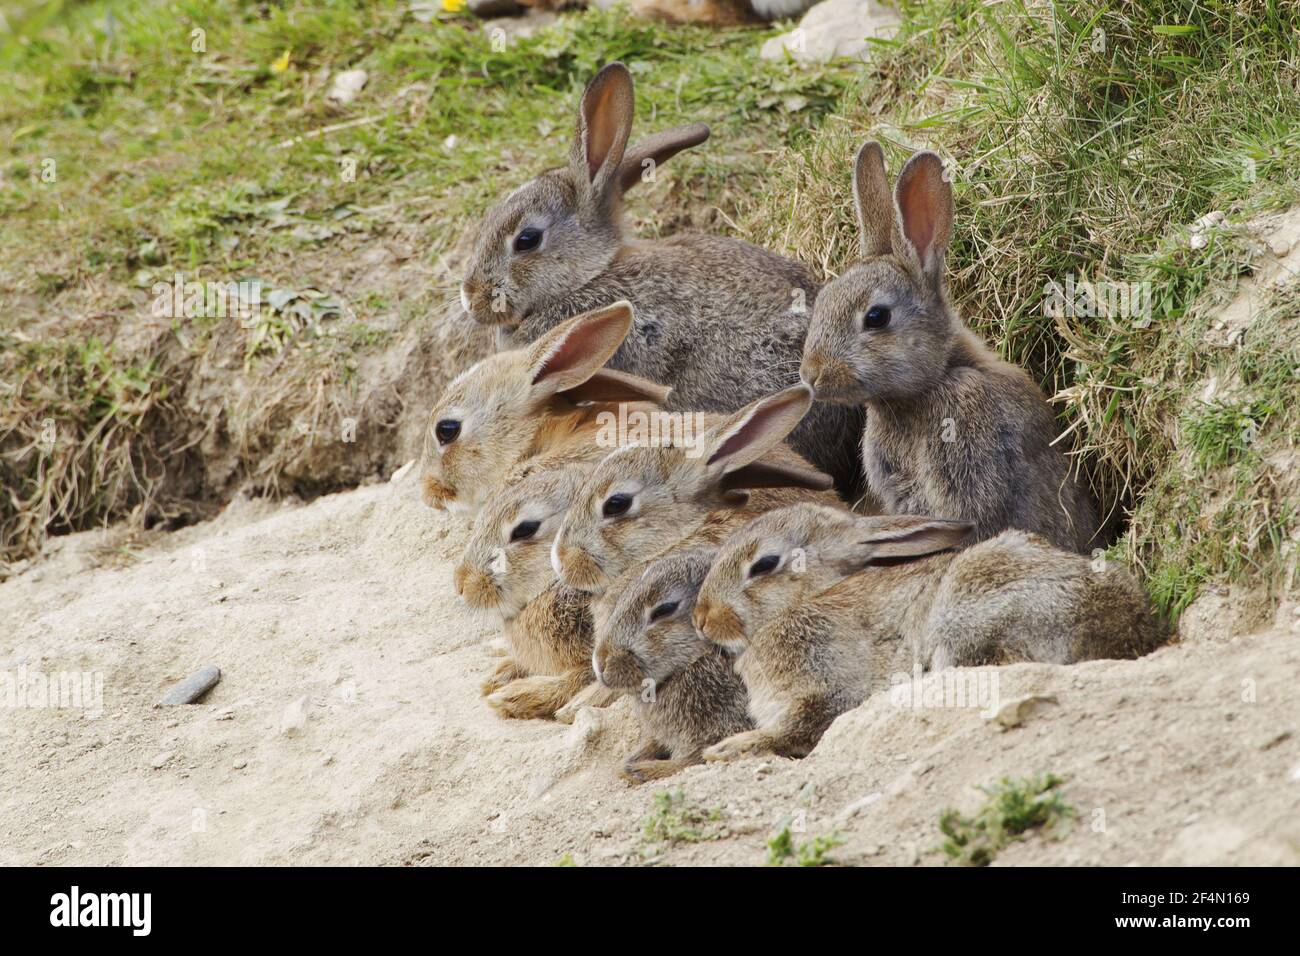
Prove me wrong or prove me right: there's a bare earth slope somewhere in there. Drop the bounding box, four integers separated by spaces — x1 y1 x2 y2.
2 473 1297 866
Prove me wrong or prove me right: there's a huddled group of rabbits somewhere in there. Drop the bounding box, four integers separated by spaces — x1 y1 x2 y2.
419 64 1165 783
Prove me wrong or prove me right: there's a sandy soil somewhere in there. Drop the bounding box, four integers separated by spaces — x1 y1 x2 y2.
2 468 1297 867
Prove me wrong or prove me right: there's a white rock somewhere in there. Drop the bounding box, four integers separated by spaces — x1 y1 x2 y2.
326 69 368 106
760 0 901 65
280 696 310 736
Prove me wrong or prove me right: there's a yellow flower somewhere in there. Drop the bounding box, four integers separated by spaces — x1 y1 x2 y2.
442 0 466 12
271 49 291 73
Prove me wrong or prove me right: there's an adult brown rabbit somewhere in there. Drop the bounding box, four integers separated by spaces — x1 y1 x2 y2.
693 503 1164 761
459 62 863 494
800 141 1098 551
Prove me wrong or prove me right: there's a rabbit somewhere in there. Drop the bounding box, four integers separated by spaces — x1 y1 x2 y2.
458 61 864 495
799 141 1099 552
593 547 752 784
550 384 842 598
692 502 1165 761
456 461 621 720
418 300 671 517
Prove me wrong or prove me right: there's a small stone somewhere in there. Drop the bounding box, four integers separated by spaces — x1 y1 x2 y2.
994 694 1059 729
326 69 368 106
836 792 882 822
232 758 248 770
280 696 309 736
149 751 174 769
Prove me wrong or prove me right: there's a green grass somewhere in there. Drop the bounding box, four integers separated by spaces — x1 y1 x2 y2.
2 0 1297 621
639 788 724 854
939 774 1075 866
766 825 845 867
741 0 1300 619
0 2 861 571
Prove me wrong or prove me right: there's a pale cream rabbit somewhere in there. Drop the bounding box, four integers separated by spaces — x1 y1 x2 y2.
693 503 1165 761
592 548 751 784
550 384 842 598
418 300 670 516
456 463 616 720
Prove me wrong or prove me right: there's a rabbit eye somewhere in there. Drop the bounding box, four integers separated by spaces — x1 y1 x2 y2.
510 520 541 542
748 554 780 578
863 305 891 330
513 228 542 253
435 419 461 445
649 600 679 623
602 493 633 518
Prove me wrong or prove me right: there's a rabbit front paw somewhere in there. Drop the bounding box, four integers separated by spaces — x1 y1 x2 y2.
487 675 567 720
703 731 776 763
620 759 687 785
480 658 526 697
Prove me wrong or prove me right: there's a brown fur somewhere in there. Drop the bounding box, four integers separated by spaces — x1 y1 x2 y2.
593 549 752 783
801 143 1098 551
460 63 864 494
696 503 1165 761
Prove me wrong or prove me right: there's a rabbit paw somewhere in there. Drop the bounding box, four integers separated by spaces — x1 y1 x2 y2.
703 731 775 763
480 658 525 697
554 682 621 724
620 759 685 785
487 676 566 720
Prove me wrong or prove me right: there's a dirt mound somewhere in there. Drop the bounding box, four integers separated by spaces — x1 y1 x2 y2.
3 472 1296 866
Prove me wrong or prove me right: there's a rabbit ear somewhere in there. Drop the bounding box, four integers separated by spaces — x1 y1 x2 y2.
616 123 709 194
720 460 833 494
527 301 634 396
572 63 635 200
558 368 672 405
853 141 893 258
855 515 972 563
702 385 813 476
893 151 953 286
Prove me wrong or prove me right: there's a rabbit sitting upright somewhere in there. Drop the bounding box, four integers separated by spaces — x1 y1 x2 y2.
459 62 863 494
800 142 1098 551
693 502 1164 761
593 548 752 784
419 300 670 516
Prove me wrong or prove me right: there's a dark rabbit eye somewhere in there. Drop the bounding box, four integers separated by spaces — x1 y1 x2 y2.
602 493 633 518
649 600 679 623
435 419 461 445
748 554 780 578
510 520 541 542
863 305 891 330
513 228 542 253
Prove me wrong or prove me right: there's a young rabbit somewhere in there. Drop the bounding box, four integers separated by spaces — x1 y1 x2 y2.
799 141 1098 551
419 300 670 516
693 503 1164 761
593 548 752 784
456 463 612 720
459 62 863 493
550 384 842 598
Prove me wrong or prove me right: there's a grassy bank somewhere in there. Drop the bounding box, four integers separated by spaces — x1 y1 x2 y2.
3 0 1297 621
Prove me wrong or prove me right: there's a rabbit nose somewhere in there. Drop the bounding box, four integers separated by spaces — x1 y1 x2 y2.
452 564 468 596
592 646 607 686
692 601 711 634
799 357 824 393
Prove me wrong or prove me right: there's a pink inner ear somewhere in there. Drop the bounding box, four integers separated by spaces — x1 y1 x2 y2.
707 394 800 467
584 87 619 181
898 172 939 262
533 318 609 385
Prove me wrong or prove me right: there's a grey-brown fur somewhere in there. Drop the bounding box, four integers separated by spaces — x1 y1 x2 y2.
594 549 751 783
694 503 1164 760
800 142 1098 550
460 62 863 493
